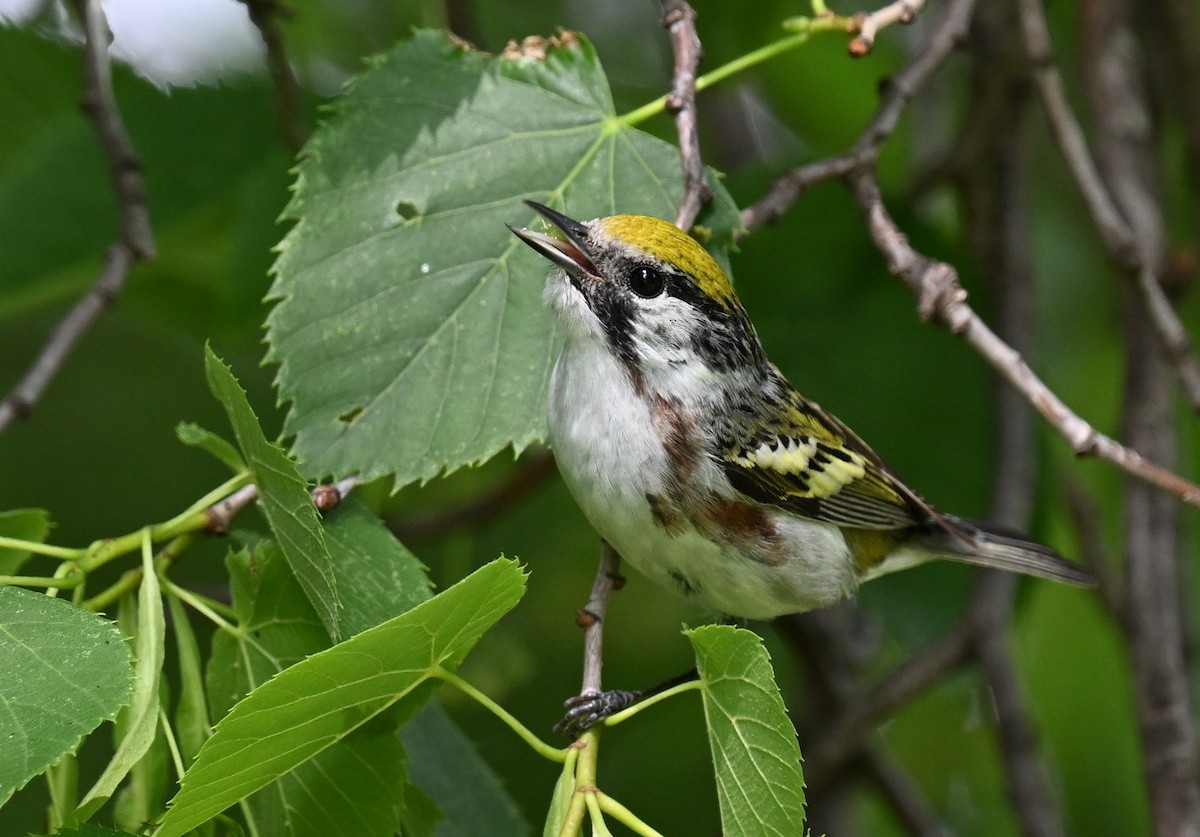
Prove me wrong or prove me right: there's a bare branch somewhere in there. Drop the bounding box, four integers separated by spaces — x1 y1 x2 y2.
1121 294 1200 833
848 169 1200 508
204 484 260 535
0 0 155 434
1080 0 1200 829
240 0 308 154
741 0 975 235
960 24 1067 826
661 0 711 230
1016 0 1200 410
974 576 1068 837
855 747 947 836
206 478 361 534
804 626 972 777
1062 479 1125 622
391 450 556 542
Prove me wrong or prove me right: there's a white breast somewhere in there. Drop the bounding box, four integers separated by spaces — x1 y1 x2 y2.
547 338 860 619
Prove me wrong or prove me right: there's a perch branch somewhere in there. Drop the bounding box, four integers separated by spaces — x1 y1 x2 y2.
580 542 623 695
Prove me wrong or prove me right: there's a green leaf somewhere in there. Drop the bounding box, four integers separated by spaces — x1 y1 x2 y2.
401 704 529 837
686 625 806 837
78 535 167 819
167 591 212 766
159 557 527 837
204 345 342 640
176 421 246 473
323 496 432 636
247 725 407 837
397 778 443 837
542 762 574 837
0 586 134 808
205 543 331 719
266 29 742 487
206 529 434 836
0 507 52 575
206 540 413 837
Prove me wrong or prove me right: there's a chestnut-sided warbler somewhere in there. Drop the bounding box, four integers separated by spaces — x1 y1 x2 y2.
510 202 1090 621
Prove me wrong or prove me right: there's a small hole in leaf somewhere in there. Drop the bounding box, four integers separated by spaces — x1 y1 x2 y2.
339 406 364 425
395 201 418 221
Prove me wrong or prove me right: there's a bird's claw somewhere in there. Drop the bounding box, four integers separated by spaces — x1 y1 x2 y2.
553 688 641 736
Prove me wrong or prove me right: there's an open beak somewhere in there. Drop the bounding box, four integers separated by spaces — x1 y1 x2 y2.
507 201 599 279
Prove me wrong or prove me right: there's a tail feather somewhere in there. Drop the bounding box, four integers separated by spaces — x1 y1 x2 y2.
917 515 1094 587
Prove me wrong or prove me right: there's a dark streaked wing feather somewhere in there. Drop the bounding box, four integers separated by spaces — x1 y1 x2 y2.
718 367 941 532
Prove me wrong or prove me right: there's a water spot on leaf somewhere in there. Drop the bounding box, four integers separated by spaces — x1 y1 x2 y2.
395 200 418 221
339 406 365 425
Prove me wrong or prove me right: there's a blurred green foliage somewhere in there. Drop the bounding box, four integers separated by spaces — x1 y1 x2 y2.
2 0 1198 834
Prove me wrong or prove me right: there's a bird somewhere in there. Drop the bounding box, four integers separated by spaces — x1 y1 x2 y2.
508 201 1090 728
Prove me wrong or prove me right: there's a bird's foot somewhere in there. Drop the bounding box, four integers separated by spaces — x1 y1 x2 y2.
553 688 641 737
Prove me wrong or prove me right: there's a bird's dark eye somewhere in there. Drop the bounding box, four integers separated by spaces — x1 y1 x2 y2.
628 265 665 298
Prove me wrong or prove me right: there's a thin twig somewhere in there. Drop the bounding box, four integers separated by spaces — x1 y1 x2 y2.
848 0 927 57
1015 0 1200 411
742 0 1200 509
957 18 1066 828
0 0 154 434
391 450 556 541
854 747 948 837
847 169 1200 508
204 484 260 534
205 479 357 533
804 627 973 777
661 0 711 230
240 0 307 155
1062 479 1125 622
1081 0 1200 829
740 0 974 235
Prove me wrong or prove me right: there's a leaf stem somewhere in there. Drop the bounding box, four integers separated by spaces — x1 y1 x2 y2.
180 471 252 518
162 578 239 631
585 793 612 836
619 18 846 127
0 572 83 588
598 792 666 837
81 534 196 612
0 537 83 561
159 705 186 781
604 678 702 727
435 668 567 762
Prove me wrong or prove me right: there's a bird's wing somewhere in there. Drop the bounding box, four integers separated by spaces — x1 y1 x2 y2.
717 372 949 532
